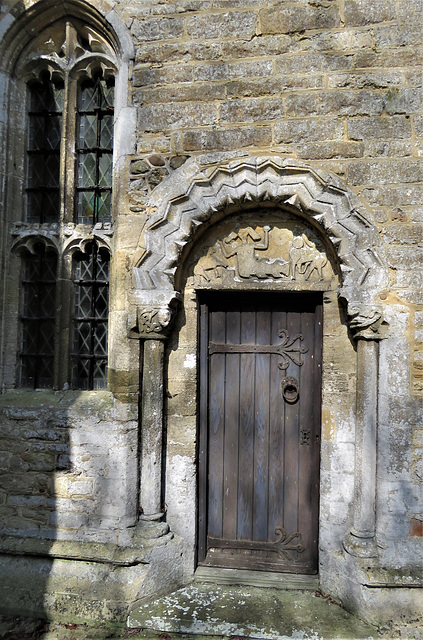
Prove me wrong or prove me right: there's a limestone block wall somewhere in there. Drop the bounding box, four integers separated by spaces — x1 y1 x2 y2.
0 0 422 625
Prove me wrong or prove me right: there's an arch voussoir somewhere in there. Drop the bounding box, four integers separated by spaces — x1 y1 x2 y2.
133 156 389 339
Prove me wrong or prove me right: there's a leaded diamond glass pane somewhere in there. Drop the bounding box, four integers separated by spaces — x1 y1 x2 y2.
94 322 108 354
96 191 112 223
100 116 113 148
98 154 112 186
26 192 42 222
80 85 97 111
78 153 96 187
52 86 64 111
95 285 109 317
93 360 107 389
46 116 62 150
79 114 97 148
76 190 95 223
43 190 60 223
28 156 44 187
45 154 60 187
97 252 110 281
103 83 114 108
29 115 45 150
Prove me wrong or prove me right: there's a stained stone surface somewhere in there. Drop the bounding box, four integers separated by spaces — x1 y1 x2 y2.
127 584 378 639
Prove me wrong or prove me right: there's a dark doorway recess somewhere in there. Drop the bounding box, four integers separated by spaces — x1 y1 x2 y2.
197 292 322 574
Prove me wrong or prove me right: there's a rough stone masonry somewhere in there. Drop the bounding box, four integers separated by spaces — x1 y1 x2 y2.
0 0 421 631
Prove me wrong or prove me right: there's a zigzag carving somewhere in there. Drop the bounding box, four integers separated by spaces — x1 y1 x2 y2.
135 157 388 296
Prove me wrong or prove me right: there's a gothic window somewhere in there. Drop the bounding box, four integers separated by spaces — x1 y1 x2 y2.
72 242 109 389
3 17 119 390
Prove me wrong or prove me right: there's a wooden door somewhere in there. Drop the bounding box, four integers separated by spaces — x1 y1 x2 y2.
198 292 322 574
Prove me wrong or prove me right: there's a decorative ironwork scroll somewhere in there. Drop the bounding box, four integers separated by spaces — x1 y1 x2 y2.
209 329 308 370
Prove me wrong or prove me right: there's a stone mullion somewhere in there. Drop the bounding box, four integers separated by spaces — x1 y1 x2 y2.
61 72 77 224
55 250 74 389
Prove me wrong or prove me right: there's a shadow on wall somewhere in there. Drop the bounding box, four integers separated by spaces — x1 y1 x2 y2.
0 390 71 622
0 389 131 626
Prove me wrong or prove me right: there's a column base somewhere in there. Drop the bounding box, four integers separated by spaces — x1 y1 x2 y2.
343 529 378 558
139 512 164 522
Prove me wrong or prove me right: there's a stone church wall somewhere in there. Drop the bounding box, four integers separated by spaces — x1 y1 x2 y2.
0 0 422 629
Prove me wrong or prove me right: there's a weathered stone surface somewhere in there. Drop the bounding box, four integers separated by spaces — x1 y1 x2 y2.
275 51 353 75
135 82 226 105
286 90 384 117
384 88 423 116
186 10 257 39
135 41 223 64
348 160 423 186
219 97 284 123
344 0 396 26
227 74 324 98
131 16 185 42
259 4 340 35
348 116 412 140
328 71 403 90
298 141 364 160
133 64 193 88
274 117 343 144
139 103 217 132
193 59 273 83
183 127 272 151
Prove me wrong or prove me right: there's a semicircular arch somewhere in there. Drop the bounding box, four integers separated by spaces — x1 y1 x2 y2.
135 157 388 326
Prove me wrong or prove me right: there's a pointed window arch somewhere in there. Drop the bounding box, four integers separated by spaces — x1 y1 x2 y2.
0 3 134 391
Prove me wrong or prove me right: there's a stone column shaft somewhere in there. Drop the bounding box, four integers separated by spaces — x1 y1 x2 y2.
344 337 379 557
139 339 164 519
354 338 378 536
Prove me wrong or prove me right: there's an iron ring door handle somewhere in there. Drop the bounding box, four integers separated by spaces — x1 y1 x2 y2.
281 376 299 403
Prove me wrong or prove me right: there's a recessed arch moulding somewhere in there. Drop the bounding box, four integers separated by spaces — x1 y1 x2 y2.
130 156 389 339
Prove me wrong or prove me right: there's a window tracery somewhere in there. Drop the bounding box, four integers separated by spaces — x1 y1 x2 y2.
2 14 119 390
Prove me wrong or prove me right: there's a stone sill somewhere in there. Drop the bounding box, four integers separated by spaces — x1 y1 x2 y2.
364 567 422 588
0 388 138 414
0 525 173 566
0 389 113 409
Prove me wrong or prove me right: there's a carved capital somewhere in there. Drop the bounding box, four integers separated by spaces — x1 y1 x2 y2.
347 304 389 341
128 302 178 340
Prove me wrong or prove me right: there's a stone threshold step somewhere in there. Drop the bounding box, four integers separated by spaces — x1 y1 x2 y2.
194 567 319 590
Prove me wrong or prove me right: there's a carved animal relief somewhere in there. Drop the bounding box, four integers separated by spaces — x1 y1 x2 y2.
192 221 333 288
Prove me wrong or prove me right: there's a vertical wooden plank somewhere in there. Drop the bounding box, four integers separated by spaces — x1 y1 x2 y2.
268 300 286 539
198 301 209 563
237 304 255 540
298 301 316 568
223 308 240 540
208 308 226 539
253 304 271 541
283 302 301 537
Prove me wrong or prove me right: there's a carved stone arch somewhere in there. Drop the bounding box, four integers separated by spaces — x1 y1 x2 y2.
11 233 60 256
134 156 388 337
0 0 133 75
63 233 112 257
